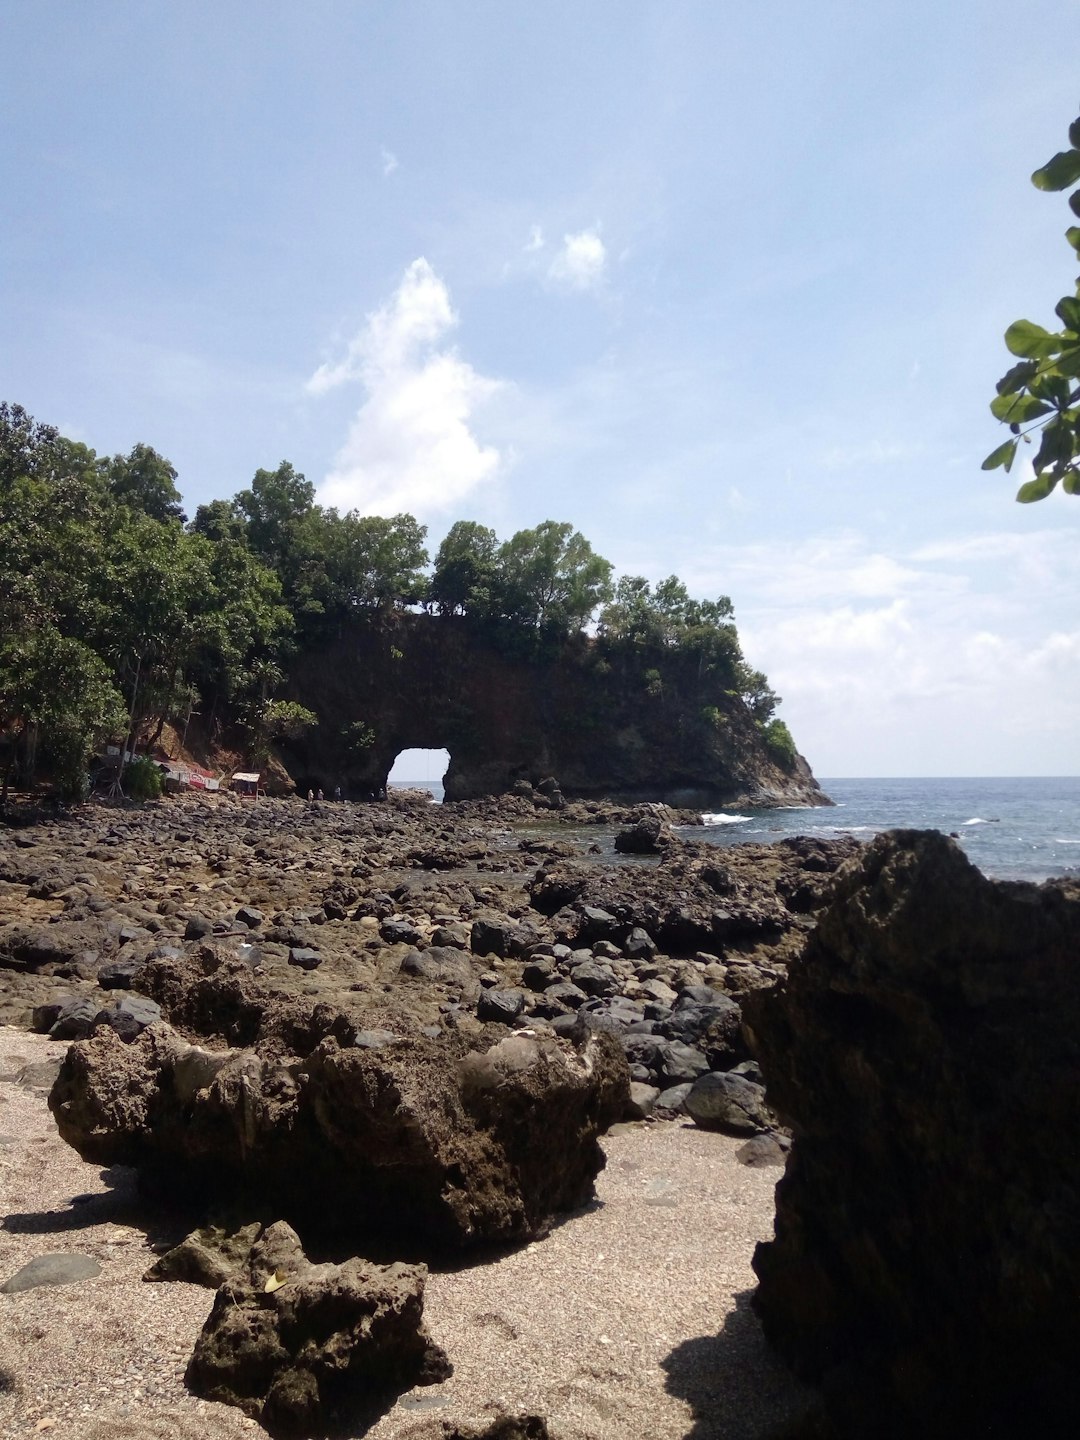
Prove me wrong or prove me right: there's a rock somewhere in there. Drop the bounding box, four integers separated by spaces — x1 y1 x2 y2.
746 830 1080 1439
656 1039 710 1084
235 905 264 928
654 1082 692 1112
683 1071 771 1134
471 917 514 957
97 957 141 990
92 994 162 1042
476 988 525 1023
287 946 321 971
49 968 629 1255
443 1418 551 1439
623 926 658 959
614 815 666 854
381 917 424 946
569 960 618 998
625 1082 660 1120
522 958 555 991
1 1253 101 1293
431 922 470 949
144 1220 263 1287
47 995 100 1040
184 916 215 940
186 1220 450 1436
735 1133 789 1167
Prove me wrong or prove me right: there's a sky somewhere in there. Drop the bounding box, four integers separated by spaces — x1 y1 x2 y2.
2 1 1078 778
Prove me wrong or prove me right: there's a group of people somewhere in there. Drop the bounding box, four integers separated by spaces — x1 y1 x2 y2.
305 785 342 803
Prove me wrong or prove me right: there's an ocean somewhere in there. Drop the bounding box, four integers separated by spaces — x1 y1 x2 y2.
392 776 1080 884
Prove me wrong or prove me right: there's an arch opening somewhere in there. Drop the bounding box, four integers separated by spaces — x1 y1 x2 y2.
387 748 449 802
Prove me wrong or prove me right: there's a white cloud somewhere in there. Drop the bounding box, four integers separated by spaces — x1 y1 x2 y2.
307 258 503 516
524 225 545 252
548 228 607 290
617 527 1080 775
380 146 399 176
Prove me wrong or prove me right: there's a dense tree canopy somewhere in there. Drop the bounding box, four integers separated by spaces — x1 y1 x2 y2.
984 110 1080 501
1 400 791 791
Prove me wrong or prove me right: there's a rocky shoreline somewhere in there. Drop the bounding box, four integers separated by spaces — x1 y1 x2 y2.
0 789 843 1437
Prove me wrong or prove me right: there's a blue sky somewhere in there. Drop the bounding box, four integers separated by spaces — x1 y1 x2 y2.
3 1 1078 777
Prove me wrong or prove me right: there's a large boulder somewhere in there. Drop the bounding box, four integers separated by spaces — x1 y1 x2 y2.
186 1220 449 1437
744 830 1080 1439
49 961 629 1256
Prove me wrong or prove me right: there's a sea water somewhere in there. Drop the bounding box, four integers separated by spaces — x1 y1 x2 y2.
696 776 1080 883
392 775 1080 883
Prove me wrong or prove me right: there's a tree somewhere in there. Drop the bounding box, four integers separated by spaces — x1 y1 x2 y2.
984 111 1080 501
495 521 613 631
104 443 186 523
430 520 499 615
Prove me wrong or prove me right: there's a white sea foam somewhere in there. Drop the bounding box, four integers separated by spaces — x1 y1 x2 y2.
963 817 988 825
699 813 752 826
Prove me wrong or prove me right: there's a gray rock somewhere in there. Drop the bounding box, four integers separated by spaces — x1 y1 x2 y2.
1 1253 101 1293
570 960 619 998
655 1082 693 1112
235 906 264 929
625 1082 660 1120
476 988 525 1023
684 1070 771 1134
184 916 215 940
93 995 162 1042
381 917 424 946
97 957 141 990
623 926 658 959
735 1133 790 1167
430 923 470 948
657 1039 711 1084
288 947 322 971
542 980 588 1009
48 996 100 1040
144 1220 263 1287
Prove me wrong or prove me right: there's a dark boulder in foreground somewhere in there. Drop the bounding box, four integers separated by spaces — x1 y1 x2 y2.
49 957 628 1256
745 830 1080 1439
186 1220 449 1437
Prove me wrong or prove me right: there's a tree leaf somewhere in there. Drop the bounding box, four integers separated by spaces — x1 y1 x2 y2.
1055 295 1080 330
981 439 1018 472
1068 226 1080 257
1069 117 1080 149
1053 344 1080 377
264 1269 288 1293
1070 189 1080 219
1063 469 1080 494
1016 473 1058 502
1004 319 1061 358
1032 149 1080 192
990 391 1051 424
995 360 1038 396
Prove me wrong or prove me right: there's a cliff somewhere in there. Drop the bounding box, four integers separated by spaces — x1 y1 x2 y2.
279 613 827 806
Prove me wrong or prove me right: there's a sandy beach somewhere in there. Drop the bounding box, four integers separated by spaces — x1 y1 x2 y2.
0 1026 810 1440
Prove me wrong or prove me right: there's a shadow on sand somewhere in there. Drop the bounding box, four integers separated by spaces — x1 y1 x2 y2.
662 1289 820 1440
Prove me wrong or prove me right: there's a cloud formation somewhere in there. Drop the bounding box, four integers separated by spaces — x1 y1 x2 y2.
548 228 606 289
307 259 502 517
380 146 399 176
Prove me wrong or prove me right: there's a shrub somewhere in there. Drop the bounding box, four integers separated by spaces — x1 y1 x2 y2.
125 755 164 800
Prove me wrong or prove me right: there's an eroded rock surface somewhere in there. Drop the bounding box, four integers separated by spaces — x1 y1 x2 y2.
49 957 629 1255
186 1220 449 1437
746 830 1080 1439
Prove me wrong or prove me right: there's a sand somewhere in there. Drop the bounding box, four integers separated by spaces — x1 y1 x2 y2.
0 1026 811 1440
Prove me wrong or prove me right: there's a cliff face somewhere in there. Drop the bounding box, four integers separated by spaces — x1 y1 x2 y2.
282 614 827 806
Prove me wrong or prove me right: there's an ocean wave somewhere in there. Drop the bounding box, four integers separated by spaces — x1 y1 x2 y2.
699 813 752 826
962 817 1000 826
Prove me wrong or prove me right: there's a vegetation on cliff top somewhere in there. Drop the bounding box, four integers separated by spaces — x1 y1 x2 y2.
0 401 789 794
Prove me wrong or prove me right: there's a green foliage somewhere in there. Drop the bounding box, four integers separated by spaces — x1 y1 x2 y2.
104 443 186 523
494 521 613 631
985 110 1080 501
700 705 724 729
259 700 318 740
341 720 376 757
124 755 164 800
761 718 798 770
430 520 499 615
644 668 664 699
